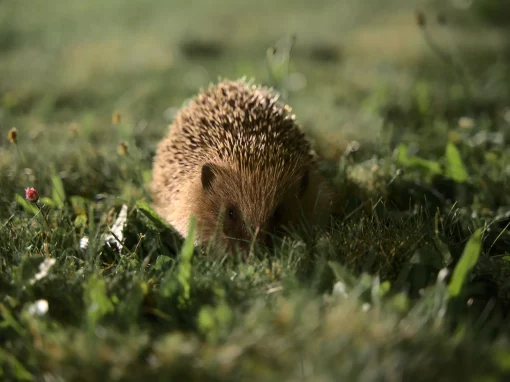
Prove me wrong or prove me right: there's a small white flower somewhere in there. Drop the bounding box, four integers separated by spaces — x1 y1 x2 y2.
27 299 49 316
437 268 449 283
332 281 349 299
80 236 89 250
30 258 56 285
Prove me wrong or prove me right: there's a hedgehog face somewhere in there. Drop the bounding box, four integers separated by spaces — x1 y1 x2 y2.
193 162 310 253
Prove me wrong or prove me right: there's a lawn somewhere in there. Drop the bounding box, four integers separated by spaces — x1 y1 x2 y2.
1 0 510 380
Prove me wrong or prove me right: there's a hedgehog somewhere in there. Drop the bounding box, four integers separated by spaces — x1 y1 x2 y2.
150 78 334 253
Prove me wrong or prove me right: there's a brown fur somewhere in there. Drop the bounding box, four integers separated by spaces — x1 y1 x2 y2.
150 78 334 253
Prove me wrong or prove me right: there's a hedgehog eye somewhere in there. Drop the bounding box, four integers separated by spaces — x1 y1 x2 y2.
227 207 237 220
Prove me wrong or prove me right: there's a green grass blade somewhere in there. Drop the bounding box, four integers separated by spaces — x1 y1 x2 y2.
135 200 170 230
445 143 469 182
0 349 33 381
14 194 38 215
51 173 66 208
396 143 442 176
448 228 483 298
177 216 196 306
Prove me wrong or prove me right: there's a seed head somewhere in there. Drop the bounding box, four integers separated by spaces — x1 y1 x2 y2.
8 128 17 144
112 112 121 125
25 187 39 202
117 141 129 155
458 117 474 129
415 10 426 28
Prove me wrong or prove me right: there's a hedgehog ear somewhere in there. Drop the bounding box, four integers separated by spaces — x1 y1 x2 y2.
201 163 217 192
299 170 309 197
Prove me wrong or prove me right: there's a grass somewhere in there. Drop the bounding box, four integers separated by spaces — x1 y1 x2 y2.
1 0 510 380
